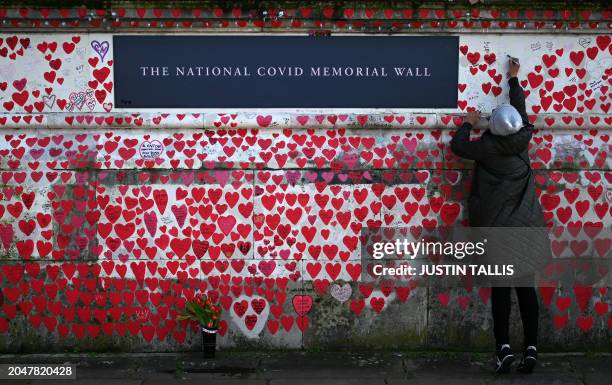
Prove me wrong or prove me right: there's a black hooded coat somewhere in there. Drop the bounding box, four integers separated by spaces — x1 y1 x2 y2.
450 77 551 284
451 77 546 228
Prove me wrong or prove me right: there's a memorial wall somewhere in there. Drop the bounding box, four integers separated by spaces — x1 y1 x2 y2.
0 3 610 351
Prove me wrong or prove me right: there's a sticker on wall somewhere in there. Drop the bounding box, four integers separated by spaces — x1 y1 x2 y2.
139 140 164 160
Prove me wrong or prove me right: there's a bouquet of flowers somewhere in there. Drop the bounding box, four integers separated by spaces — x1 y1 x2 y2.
177 293 221 330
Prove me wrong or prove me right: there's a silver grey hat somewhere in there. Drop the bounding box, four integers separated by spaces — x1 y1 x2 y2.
488 104 523 136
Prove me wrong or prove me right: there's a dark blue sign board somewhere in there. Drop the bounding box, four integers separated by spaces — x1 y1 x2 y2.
113 35 458 108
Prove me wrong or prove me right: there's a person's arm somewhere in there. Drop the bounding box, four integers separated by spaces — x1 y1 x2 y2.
508 77 530 126
450 112 493 161
507 60 530 126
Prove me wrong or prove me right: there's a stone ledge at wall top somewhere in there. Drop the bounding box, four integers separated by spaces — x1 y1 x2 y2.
0 112 609 130
0 2 610 33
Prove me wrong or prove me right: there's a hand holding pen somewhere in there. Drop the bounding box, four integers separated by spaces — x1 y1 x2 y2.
508 55 520 78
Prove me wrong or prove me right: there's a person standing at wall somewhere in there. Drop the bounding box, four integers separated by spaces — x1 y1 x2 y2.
450 58 549 374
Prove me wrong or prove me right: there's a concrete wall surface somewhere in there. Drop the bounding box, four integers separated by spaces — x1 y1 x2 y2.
0 3 610 352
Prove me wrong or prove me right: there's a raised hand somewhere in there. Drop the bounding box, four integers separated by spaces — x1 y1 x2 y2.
509 58 520 78
464 110 481 126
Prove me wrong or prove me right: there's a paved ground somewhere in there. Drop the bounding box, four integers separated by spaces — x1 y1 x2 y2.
0 351 610 385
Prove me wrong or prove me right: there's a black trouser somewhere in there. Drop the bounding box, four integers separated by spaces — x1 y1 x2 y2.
491 286 538 351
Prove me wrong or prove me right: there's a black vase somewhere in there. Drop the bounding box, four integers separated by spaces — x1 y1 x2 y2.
201 326 217 358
